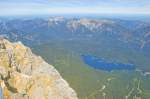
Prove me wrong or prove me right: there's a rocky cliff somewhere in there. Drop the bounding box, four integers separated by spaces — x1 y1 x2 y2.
0 38 78 99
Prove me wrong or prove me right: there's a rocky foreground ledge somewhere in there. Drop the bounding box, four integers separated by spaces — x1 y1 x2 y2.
0 38 78 99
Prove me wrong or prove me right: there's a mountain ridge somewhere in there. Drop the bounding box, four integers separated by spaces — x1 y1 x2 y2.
0 18 149 51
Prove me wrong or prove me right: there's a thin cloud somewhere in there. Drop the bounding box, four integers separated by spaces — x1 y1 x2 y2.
0 0 149 16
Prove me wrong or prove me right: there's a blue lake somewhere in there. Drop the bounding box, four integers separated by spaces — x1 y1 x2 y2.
82 55 135 71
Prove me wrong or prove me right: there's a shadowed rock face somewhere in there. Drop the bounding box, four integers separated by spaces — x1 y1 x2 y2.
0 38 78 99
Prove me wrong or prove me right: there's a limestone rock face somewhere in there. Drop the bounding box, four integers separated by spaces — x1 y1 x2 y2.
0 38 78 99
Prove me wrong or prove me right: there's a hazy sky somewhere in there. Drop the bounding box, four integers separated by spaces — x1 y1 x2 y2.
0 0 150 16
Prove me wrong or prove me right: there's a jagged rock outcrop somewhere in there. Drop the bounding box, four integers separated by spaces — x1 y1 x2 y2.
0 38 78 99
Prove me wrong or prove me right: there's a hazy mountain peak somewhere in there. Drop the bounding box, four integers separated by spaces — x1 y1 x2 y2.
67 18 115 31
49 16 65 22
48 16 65 26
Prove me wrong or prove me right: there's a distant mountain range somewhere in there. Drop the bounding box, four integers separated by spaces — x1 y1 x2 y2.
0 17 150 53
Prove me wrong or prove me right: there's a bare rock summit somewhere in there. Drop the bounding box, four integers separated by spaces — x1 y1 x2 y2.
0 38 78 99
